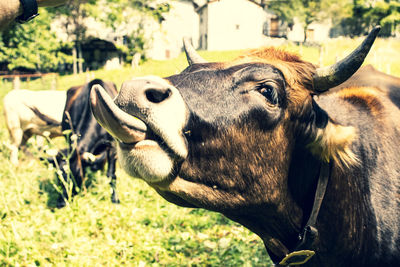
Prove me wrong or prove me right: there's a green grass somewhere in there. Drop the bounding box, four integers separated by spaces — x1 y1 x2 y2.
0 133 270 266
1 38 399 266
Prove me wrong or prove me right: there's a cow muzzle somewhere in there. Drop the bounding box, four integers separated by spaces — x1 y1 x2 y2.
90 76 189 182
90 84 148 144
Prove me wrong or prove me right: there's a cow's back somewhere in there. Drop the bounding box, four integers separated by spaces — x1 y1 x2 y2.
316 68 400 264
4 89 66 134
331 65 400 109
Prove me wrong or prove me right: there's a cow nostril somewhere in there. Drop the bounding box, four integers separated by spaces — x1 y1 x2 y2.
145 88 172 103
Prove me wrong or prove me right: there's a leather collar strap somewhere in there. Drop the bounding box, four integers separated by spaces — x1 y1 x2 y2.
17 0 39 23
274 162 331 266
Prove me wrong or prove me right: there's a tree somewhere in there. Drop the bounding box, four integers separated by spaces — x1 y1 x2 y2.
102 0 170 63
0 9 72 73
267 0 320 42
52 0 170 73
50 0 97 74
363 0 400 36
331 0 400 37
329 0 369 37
0 0 171 74
268 0 352 41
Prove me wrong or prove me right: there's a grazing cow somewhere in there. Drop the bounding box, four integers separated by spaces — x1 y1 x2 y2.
52 79 119 208
91 26 400 266
3 89 67 165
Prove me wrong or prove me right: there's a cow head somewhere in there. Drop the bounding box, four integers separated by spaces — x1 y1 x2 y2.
90 27 380 249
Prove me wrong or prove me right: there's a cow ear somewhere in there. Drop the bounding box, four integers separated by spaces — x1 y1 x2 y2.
306 99 358 168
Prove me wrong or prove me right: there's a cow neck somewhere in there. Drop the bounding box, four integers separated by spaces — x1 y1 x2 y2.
267 158 332 266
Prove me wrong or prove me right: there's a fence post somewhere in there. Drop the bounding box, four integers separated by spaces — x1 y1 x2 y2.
319 46 324 67
51 74 57 90
85 70 91 83
131 53 141 69
13 76 20 90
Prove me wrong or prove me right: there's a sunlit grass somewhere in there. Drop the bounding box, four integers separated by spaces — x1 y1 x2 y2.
0 129 270 266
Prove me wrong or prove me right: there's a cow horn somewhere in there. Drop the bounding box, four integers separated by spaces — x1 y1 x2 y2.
313 26 381 92
90 84 147 144
183 37 207 65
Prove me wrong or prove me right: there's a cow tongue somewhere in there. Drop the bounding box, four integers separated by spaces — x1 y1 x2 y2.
90 84 147 144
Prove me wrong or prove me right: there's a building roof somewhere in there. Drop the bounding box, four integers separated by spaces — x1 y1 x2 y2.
194 0 267 12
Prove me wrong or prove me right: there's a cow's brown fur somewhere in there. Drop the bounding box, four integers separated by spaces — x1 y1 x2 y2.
339 86 385 117
236 47 316 90
234 47 358 168
91 43 400 266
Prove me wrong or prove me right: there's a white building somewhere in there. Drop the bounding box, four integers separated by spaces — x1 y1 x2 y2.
147 0 285 58
196 0 272 50
147 1 199 60
287 18 332 43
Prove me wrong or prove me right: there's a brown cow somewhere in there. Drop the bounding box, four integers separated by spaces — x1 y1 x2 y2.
90 26 400 266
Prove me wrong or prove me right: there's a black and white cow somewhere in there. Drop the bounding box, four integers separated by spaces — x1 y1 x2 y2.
51 79 119 208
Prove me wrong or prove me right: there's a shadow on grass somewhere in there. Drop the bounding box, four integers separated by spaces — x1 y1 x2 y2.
38 176 64 209
38 166 100 209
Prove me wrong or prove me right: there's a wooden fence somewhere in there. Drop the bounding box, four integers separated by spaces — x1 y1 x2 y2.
0 73 59 90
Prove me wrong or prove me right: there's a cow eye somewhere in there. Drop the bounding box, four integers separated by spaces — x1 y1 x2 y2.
257 83 278 105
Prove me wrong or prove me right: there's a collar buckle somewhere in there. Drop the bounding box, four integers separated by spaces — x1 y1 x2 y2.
272 162 331 266
279 250 315 266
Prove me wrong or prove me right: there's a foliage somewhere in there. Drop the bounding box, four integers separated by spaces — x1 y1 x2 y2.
363 0 400 36
101 0 171 62
268 0 351 41
0 0 171 73
266 1 308 31
49 0 171 42
329 0 369 37
269 0 400 39
122 28 147 63
50 0 96 43
51 0 172 71
331 0 400 37
0 9 73 72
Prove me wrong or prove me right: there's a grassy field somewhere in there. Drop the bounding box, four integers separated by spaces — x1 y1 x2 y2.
1 38 399 266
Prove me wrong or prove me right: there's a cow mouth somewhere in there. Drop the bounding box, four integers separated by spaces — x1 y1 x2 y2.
90 84 170 150
90 83 189 182
90 85 148 145
118 127 167 151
